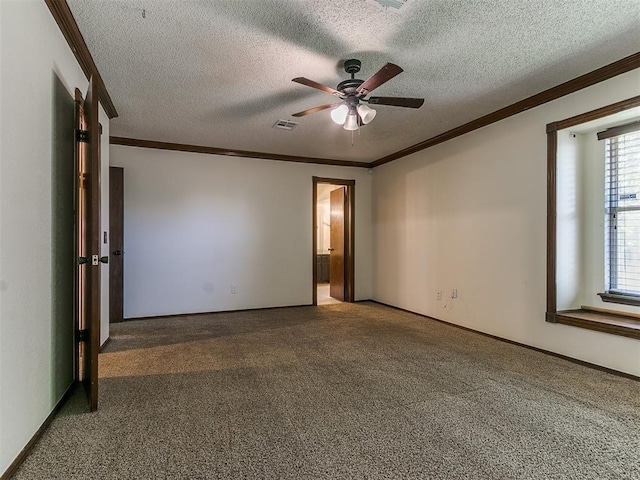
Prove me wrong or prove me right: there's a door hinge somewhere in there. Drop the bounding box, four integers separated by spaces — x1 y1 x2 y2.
76 129 89 143
76 329 87 342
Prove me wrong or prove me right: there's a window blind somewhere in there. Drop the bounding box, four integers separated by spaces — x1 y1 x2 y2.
604 129 640 296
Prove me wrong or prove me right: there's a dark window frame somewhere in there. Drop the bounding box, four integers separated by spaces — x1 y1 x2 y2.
546 96 640 339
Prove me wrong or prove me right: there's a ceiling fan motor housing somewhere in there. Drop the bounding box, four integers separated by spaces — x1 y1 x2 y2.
343 59 362 75
340 59 364 98
337 79 364 96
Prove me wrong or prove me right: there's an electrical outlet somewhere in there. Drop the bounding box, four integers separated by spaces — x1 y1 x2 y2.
231 285 237 294
451 288 458 299
436 291 442 300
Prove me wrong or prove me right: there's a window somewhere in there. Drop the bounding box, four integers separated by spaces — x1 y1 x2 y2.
600 126 640 305
546 97 640 339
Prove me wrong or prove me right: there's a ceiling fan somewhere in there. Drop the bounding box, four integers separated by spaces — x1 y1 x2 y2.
291 59 424 130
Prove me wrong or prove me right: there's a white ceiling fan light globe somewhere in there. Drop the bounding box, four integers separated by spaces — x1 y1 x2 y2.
357 104 377 124
330 104 349 125
343 112 359 131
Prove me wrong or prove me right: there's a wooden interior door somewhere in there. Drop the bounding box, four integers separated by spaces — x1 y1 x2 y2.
329 187 346 301
109 167 124 323
76 77 101 411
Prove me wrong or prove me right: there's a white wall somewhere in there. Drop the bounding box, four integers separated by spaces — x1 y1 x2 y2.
556 131 584 310
581 131 606 308
373 70 640 376
110 146 373 318
0 1 109 474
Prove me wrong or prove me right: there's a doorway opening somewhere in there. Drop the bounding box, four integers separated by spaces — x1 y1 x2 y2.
312 177 355 305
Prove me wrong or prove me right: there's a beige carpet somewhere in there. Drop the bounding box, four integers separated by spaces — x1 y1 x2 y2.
12 302 640 479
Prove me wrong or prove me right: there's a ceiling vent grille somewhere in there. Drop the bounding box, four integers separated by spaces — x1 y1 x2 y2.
366 0 414 12
273 119 299 130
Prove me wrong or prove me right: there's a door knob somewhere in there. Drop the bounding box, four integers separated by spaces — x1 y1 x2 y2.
114 250 123 256
78 256 89 265
327 248 334 251
100 256 109 264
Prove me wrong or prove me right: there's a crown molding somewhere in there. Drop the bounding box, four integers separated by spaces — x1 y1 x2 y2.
45 0 637 165
372 52 640 167
44 0 118 119
110 137 369 168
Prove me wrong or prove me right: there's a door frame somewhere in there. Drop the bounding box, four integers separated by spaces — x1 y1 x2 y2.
312 177 355 305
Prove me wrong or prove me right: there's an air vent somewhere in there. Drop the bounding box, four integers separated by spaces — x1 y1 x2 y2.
365 0 414 12
273 119 299 130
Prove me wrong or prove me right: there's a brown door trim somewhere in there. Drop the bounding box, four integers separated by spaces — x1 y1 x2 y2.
312 177 355 305
86 78 101 412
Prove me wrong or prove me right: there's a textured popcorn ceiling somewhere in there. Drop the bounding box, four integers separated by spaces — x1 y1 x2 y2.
67 0 640 164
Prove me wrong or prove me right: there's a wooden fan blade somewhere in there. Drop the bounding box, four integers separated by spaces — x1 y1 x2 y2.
292 103 338 117
367 97 425 108
356 63 403 95
292 77 341 96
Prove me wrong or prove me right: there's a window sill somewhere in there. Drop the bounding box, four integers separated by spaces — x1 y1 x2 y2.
547 309 640 340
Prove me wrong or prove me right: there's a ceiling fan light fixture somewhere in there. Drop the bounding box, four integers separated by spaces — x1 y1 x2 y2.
357 104 377 125
330 104 349 125
343 112 359 131
291 59 423 134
